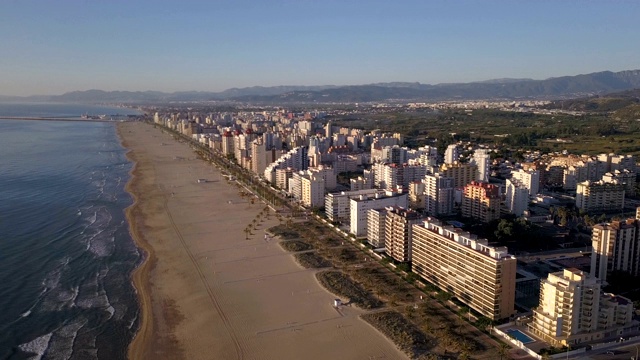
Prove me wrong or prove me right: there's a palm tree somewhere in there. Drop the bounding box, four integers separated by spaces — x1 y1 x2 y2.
243 227 251 240
496 343 510 360
459 341 472 360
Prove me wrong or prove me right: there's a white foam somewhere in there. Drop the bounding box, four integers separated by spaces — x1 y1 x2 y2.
76 289 110 310
41 257 70 291
18 333 52 358
88 234 115 258
45 318 87 360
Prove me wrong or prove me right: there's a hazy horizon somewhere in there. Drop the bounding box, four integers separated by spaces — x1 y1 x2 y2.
3 67 638 98
1 1 639 96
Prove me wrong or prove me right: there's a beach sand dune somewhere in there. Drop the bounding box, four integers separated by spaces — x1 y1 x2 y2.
120 122 407 360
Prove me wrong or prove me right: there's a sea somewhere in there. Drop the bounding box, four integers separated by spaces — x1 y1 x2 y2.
0 103 143 360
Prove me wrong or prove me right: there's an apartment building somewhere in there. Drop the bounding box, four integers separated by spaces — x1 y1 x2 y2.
472 149 491 182
439 162 478 188
367 208 388 248
300 174 325 208
505 178 529 217
384 207 422 263
529 268 634 347
424 173 455 216
576 180 625 213
591 219 640 282
373 163 428 192
412 218 516 320
349 192 408 237
461 181 501 223
511 168 540 196
325 189 383 223
602 170 637 197
444 144 459 164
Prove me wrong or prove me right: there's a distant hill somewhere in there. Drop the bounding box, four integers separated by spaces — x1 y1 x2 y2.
543 88 640 113
4 69 640 104
231 70 640 103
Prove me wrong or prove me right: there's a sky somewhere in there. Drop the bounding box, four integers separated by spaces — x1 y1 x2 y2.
1 0 639 96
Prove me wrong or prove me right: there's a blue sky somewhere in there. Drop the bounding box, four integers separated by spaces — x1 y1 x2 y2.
1 0 638 96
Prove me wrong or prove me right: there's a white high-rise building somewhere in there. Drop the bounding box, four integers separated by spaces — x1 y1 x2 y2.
444 144 459 165
250 139 268 176
308 166 337 191
529 268 634 347
472 149 491 182
424 173 455 216
381 145 407 165
505 178 529 216
367 208 388 248
591 219 640 282
373 163 428 192
576 180 625 213
349 192 408 237
300 174 325 208
511 168 540 197
417 146 438 168
325 189 384 224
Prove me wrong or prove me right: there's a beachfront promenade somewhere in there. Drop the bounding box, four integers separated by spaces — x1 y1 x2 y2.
119 122 408 360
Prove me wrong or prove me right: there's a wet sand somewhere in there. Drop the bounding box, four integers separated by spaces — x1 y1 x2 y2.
119 122 408 360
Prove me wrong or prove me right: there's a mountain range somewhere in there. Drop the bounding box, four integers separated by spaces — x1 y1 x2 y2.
2 69 640 104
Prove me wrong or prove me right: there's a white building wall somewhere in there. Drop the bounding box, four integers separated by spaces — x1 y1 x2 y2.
349 194 408 237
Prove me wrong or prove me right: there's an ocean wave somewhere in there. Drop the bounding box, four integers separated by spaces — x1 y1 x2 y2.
41 285 79 312
41 257 70 291
45 318 87 360
77 288 111 312
88 234 115 258
83 207 116 257
18 332 52 359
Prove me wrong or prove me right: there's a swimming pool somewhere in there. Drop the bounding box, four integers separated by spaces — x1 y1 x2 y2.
507 329 535 344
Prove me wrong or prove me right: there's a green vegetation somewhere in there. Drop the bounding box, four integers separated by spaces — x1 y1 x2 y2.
539 345 569 356
279 240 313 252
352 267 415 304
361 311 433 359
325 247 358 265
603 271 640 308
315 270 382 309
332 106 640 156
294 252 332 269
267 225 300 239
409 301 488 358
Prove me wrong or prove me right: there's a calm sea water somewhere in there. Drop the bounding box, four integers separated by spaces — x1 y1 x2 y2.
0 104 143 359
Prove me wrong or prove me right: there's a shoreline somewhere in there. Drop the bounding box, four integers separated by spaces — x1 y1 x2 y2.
117 121 408 360
117 127 155 359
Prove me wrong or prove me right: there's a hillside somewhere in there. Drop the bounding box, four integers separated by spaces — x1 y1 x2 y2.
542 88 640 115
4 69 640 104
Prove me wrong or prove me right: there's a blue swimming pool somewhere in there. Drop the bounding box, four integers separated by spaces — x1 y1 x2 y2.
507 329 535 344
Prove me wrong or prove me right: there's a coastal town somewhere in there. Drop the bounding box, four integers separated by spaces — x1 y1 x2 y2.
129 102 640 360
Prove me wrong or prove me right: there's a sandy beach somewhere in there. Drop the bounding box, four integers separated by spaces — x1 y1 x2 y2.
118 122 407 360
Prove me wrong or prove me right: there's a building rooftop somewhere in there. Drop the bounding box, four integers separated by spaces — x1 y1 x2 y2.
418 217 515 261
